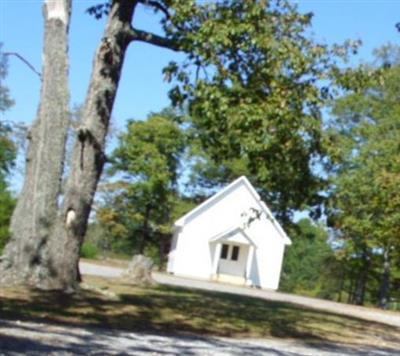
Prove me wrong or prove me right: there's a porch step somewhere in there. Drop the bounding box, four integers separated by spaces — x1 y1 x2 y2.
214 273 246 285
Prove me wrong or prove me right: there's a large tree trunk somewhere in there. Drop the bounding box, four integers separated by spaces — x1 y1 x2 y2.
1 0 176 291
378 248 391 309
44 1 137 290
0 0 71 288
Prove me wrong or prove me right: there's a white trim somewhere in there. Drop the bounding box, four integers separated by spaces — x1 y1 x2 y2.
174 176 291 245
260 202 292 245
209 225 256 246
175 176 255 227
211 243 222 275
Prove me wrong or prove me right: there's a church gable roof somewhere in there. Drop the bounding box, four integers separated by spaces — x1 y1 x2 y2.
175 176 291 245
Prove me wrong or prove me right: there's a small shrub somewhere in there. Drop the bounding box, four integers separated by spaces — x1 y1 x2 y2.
0 225 12 254
143 244 160 267
80 242 98 259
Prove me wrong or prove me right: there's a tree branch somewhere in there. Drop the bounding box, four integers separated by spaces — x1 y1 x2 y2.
126 27 180 51
4 52 42 80
137 0 170 20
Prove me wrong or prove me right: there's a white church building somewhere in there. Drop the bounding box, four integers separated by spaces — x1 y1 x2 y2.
167 176 291 290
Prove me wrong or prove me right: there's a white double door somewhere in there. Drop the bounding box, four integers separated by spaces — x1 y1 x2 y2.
218 243 249 277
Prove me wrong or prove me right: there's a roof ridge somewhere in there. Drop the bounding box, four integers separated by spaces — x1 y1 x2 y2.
175 176 248 226
174 175 291 245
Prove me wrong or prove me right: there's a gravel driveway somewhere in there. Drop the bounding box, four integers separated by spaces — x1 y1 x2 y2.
0 319 397 356
80 261 400 328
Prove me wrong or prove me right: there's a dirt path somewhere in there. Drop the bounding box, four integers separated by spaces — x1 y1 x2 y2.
80 261 400 328
0 319 397 355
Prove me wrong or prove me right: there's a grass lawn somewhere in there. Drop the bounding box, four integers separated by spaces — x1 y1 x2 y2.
1 275 399 350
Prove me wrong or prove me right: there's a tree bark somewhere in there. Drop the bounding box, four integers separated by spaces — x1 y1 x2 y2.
347 276 354 304
353 249 370 306
43 0 137 290
1 0 179 291
378 248 391 309
0 0 71 287
337 268 345 303
137 205 151 254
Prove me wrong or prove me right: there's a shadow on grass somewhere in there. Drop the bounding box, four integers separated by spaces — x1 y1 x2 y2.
0 318 397 356
1 278 399 351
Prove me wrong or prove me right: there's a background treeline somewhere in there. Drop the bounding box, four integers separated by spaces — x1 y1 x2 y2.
83 46 400 310
0 46 16 254
1 41 399 308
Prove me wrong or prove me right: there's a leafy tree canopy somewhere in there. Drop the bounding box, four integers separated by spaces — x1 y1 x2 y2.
325 44 400 307
98 113 186 255
326 44 400 253
89 0 356 221
280 218 340 299
166 1 354 220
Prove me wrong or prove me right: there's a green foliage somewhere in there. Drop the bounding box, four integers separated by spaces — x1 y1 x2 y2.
80 242 99 259
143 244 162 269
112 115 185 188
160 0 355 220
0 182 15 253
85 3 390 307
327 48 400 253
280 219 340 299
84 222 114 253
0 123 15 182
0 45 15 181
0 44 14 113
97 113 186 258
0 43 15 252
326 44 400 307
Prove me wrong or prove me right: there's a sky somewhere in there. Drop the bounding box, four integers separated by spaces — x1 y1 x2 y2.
1 0 399 126
1 0 399 190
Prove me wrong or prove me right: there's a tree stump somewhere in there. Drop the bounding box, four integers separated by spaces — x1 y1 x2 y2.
123 254 154 286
